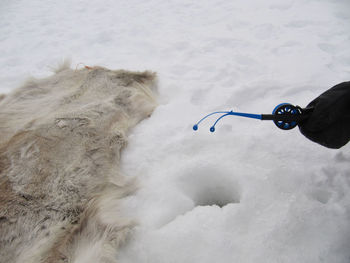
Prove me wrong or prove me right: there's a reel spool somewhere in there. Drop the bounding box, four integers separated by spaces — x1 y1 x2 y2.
270 103 303 130
193 103 312 132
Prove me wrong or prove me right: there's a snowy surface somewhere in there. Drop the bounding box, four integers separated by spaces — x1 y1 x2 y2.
1 0 350 262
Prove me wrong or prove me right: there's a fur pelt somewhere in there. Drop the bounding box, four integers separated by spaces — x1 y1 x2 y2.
0 64 157 263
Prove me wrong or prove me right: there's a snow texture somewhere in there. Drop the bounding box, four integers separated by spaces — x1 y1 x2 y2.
1 0 350 262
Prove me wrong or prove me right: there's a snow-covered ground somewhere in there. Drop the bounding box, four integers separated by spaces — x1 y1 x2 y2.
1 0 350 262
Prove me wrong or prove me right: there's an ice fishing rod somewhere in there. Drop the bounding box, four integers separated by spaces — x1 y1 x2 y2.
193 103 313 132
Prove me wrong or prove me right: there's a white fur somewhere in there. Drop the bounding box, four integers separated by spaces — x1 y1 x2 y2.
0 64 157 263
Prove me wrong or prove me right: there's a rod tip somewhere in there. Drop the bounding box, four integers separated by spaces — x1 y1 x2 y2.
193 124 198 131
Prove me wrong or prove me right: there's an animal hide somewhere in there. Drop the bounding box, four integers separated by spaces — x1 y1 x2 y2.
0 63 157 263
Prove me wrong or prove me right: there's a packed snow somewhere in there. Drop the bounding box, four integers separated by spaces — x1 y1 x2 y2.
1 0 350 262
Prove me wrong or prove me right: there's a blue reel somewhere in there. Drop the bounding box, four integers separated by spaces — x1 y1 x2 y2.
193 103 312 132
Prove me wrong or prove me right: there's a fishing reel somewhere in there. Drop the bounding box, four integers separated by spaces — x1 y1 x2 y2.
193 103 313 132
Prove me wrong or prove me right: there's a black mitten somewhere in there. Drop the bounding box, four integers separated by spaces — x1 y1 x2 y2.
298 81 350 149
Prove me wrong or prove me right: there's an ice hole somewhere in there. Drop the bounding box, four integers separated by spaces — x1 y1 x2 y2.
193 184 239 207
178 166 240 208
310 188 332 204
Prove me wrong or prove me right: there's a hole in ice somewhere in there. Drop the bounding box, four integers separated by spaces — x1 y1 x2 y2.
310 188 332 204
177 166 240 208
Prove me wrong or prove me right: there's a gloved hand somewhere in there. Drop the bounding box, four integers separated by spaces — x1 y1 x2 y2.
298 81 350 149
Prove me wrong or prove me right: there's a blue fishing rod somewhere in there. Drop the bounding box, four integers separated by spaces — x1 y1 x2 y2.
193 103 313 132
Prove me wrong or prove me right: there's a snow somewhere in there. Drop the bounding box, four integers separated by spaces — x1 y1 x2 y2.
1 0 350 262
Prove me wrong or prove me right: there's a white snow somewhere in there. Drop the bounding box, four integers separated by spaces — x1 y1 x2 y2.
1 0 350 262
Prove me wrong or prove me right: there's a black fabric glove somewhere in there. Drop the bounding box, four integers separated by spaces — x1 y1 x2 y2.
298 81 350 149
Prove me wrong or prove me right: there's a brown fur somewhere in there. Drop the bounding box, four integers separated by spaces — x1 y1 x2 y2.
0 64 157 263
